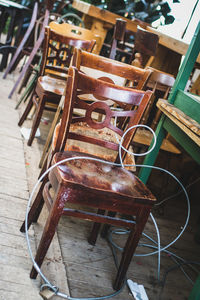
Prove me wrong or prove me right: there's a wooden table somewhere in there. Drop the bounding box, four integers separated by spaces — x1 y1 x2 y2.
72 0 200 76
0 0 29 70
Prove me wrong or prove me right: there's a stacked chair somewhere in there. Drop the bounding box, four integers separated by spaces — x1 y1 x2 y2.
132 67 180 160
38 47 152 168
101 18 159 68
17 22 99 146
15 14 180 292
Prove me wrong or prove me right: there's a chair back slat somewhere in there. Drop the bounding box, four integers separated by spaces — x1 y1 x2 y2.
40 24 96 78
72 48 152 89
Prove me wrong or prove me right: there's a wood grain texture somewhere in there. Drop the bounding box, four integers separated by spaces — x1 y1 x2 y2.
157 99 200 138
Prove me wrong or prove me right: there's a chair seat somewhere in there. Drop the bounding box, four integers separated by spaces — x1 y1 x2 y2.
51 150 156 205
37 75 66 95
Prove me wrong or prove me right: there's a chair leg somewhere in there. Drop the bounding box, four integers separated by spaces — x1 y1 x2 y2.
20 178 48 232
88 209 105 245
38 104 62 168
27 95 46 146
38 153 48 179
30 186 69 279
101 211 117 238
15 77 36 110
113 206 151 290
18 95 34 126
18 66 33 94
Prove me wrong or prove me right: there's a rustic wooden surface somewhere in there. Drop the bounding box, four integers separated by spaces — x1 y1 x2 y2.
157 99 200 145
71 0 200 76
0 72 69 300
0 74 41 300
1 68 200 299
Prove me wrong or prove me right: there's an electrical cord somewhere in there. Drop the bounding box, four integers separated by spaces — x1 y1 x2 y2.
155 177 200 207
158 261 200 300
25 124 192 299
108 231 200 291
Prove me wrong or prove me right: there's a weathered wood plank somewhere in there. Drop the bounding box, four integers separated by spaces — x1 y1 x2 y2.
0 264 40 287
0 280 41 299
0 289 41 300
0 197 29 222
157 99 200 136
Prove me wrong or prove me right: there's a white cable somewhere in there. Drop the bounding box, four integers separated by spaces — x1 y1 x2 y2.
150 212 161 280
155 177 200 207
113 120 157 157
121 124 157 156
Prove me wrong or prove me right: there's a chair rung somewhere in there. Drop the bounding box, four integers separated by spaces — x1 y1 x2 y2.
63 208 135 228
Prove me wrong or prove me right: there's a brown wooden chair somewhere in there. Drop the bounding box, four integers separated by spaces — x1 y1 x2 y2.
18 22 97 146
101 18 135 63
38 47 152 168
130 26 159 68
20 66 156 290
3 2 39 78
102 18 127 60
132 67 180 155
142 67 176 128
7 0 55 99
101 20 159 68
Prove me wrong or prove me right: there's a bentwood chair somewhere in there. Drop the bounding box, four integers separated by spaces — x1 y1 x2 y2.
132 67 179 156
101 18 127 60
18 23 97 146
130 26 159 68
20 66 156 290
101 19 159 68
142 67 176 128
38 47 152 168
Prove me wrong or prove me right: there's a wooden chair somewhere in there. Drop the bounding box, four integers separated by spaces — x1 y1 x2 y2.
8 0 54 99
14 13 87 109
142 67 176 128
130 26 159 68
132 67 180 155
14 12 62 99
101 18 133 63
101 20 159 68
17 22 97 146
20 66 156 290
38 47 152 168
3 1 39 78
101 18 127 60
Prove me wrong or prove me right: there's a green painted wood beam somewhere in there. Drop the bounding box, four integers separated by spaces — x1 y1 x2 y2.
174 90 200 123
168 21 200 104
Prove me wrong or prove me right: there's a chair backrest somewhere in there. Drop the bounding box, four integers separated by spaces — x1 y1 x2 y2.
131 26 159 68
109 18 127 60
40 24 96 78
55 66 152 163
72 48 152 90
49 21 101 52
142 67 175 127
101 18 133 63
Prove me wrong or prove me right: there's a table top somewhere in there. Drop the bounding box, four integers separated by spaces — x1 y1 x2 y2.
72 0 200 64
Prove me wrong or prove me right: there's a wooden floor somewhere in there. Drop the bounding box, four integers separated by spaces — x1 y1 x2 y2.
1 69 200 300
